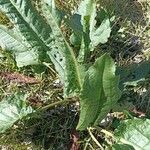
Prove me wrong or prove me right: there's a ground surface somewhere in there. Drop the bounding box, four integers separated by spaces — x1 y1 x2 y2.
0 0 150 149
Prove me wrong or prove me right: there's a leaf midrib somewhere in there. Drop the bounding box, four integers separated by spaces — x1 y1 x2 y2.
0 25 28 50
93 56 106 125
9 0 51 51
42 3 82 89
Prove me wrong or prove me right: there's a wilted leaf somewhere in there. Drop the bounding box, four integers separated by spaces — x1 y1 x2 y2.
77 54 121 130
0 93 34 133
114 118 150 150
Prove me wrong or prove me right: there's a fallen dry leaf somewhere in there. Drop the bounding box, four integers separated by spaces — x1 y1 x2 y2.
0 72 40 84
132 108 146 117
70 130 80 150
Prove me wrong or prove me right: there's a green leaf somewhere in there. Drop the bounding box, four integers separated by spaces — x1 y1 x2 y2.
78 0 94 25
78 0 111 48
90 18 111 48
0 0 82 96
114 118 150 150
77 0 93 62
0 93 34 133
117 60 150 88
0 25 28 52
76 0 112 62
89 4 111 49
41 1 82 96
0 0 53 66
70 33 82 47
66 14 82 34
66 14 83 47
43 0 65 26
77 54 121 130
0 25 39 67
0 0 53 48
65 14 83 47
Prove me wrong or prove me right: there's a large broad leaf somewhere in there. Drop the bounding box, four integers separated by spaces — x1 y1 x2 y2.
41 0 82 96
117 60 150 87
66 14 82 47
0 0 53 66
0 25 28 52
89 5 111 49
114 118 150 150
0 0 82 97
75 0 112 62
77 54 121 130
0 25 39 67
0 0 53 48
0 93 34 133
65 0 93 63
42 0 65 26
76 0 93 62
78 0 111 49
